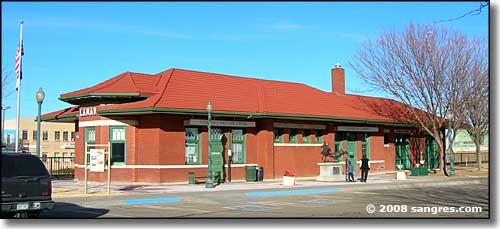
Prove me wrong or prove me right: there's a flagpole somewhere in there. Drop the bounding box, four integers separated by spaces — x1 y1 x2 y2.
14 20 23 152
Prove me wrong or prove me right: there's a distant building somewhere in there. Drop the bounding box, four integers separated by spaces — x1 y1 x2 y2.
3 118 76 159
453 130 489 153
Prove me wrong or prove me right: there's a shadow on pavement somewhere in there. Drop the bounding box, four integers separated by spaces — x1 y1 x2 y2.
37 202 109 218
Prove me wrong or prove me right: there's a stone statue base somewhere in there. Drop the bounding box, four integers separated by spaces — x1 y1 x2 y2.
316 162 345 181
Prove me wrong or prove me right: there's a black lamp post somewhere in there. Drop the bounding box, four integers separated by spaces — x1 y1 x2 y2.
205 101 215 188
35 88 45 157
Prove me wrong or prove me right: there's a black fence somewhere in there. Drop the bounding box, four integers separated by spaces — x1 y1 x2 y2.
41 156 75 179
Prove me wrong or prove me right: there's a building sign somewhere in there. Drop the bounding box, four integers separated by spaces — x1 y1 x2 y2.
273 122 326 130
336 126 379 132
89 149 105 172
394 129 411 134
79 107 97 117
184 119 256 127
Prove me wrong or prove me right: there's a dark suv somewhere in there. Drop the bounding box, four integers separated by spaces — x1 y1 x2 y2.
1 152 55 218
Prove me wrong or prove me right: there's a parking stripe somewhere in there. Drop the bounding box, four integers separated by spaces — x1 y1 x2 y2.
245 188 341 197
123 197 181 205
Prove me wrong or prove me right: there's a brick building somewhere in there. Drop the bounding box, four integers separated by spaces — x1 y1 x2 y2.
41 65 439 183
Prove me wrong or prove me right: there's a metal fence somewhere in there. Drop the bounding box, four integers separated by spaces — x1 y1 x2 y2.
447 152 489 166
41 156 75 179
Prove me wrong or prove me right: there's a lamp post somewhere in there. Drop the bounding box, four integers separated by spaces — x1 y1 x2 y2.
446 113 455 176
2 106 11 147
35 88 45 157
205 101 215 188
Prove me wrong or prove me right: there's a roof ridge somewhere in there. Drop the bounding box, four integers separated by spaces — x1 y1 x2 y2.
152 69 175 108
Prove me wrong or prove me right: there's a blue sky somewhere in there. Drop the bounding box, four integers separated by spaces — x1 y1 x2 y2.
1 2 489 120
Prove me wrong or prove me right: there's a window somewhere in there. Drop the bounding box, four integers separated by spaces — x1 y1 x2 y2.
384 133 390 145
302 130 310 144
42 152 48 162
43 131 49 141
63 152 68 158
231 129 245 164
110 127 126 165
185 127 201 165
55 131 61 141
289 129 298 143
362 133 370 159
22 130 28 140
274 128 284 143
71 132 75 141
63 131 69 141
315 130 324 144
32 130 37 140
84 127 95 165
54 152 60 157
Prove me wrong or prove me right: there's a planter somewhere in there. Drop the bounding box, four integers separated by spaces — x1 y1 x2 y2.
282 176 295 186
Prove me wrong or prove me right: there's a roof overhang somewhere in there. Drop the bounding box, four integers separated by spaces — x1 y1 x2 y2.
98 108 418 127
59 93 149 105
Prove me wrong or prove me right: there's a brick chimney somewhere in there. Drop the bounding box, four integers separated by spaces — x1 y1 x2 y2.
331 63 345 95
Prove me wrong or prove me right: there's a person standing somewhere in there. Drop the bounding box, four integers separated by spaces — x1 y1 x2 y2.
347 160 354 182
360 154 370 182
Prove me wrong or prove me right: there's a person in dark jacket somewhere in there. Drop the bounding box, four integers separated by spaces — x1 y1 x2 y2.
360 154 370 182
346 160 355 182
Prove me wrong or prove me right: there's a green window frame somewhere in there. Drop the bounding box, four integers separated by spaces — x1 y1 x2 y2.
315 130 324 144
231 129 246 164
274 128 284 143
302 130 310 144
185 127 201 165
362 133 370 159
289 129 298 143
84 127 95 165
110 126 126 165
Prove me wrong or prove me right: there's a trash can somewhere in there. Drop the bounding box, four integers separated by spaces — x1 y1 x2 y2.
245 165 257 182
188 172 196 184
256 167 264 181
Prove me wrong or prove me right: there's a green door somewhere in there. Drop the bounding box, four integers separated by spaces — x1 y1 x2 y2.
209 128 225 183
346 132 357 176
425 135 438 169
395 134 411 170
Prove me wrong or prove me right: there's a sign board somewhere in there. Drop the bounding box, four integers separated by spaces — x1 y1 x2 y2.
185 119 256 127
394 129 411 134
336 126 379 132
79 107 97 117
273 122 326 130
89 149 105 172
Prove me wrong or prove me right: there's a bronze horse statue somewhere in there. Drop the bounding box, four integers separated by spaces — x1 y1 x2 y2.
320 144 348 162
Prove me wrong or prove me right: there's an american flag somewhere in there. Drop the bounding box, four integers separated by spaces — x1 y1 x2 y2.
15 39 23 90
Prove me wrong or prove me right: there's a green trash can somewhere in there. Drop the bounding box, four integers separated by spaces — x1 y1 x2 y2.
245 166 257 182
419 167 429 176
188 172 196 184
410 167 418 176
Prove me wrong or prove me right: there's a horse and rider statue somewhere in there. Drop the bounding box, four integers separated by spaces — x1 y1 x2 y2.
320 143 348 162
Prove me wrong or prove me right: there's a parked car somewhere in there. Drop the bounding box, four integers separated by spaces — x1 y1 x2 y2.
1 152 55 218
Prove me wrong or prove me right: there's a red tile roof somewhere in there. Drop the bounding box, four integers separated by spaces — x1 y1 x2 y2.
47 68 418 124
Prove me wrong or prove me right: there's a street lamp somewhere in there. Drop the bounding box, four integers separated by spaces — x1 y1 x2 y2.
446 113 455 176
205 101 215 188
35 88 45 157
2 106 11 147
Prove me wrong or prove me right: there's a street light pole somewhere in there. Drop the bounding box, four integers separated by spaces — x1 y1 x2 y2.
447 113 455 176
2 106 11 147
205 101 215 188
35 88 45 157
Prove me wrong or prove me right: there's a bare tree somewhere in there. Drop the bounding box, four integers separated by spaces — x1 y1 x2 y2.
2 68 16 101
349 23 486 176
455 41 488 171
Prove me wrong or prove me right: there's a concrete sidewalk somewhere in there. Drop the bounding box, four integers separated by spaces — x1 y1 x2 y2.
51 173 487 199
